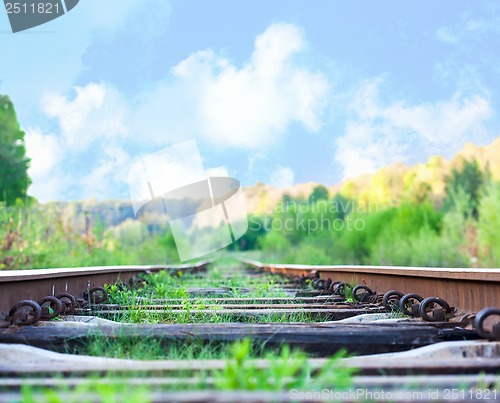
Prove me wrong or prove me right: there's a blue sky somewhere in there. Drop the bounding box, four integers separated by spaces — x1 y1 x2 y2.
1 0 499 201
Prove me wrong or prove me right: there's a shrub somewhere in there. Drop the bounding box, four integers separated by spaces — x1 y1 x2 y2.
477 183 500 267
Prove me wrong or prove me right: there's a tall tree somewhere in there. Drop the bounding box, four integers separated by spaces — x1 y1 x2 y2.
308 185 329 203
443 159 486 219
0 95 31 205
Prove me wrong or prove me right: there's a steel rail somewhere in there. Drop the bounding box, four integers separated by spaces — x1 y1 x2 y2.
0 261 210 317
240 258 500 314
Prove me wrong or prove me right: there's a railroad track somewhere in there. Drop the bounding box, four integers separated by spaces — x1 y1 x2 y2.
0 258 499 402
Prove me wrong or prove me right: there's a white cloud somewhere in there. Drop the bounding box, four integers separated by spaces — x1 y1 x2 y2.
0 0 154 121
42 83 129 151
132 23 329 148
436 27 458 44
269 166 295 188
435 13 500 47
24 84 131 201
24 128 62 177
383 93 491 145
42 23 329 152
80 145 130 199
24 122 132 201
336 80 492 179
336 121 409 179
465 17 500 35
206 166 230 177
28 174 71 203
24 128 69 202
27 22 329 200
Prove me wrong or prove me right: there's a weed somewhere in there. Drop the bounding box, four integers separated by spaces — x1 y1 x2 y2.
99 261 312 325
213 339 356 391
20 377 151 403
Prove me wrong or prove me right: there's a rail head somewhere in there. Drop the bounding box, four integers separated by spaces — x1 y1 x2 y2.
239 258 500 282
0 260 212 322
239 258 500 314
0 260 211 283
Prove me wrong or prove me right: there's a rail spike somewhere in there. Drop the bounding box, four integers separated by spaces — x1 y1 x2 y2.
6 300 42 326
382 290 404 311
399 293 424 317
39 296 63 320
419 297 454 322
83 286 109 304
56 293 77 314
352 285 374 302
473 307 500 340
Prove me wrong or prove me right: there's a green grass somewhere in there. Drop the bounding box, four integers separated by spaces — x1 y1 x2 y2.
19 339 356 401
99 309 329 325
76 332 231 361
73 331 329 363
213 339 355 391
21 380 152 403
0 203 179 270
94 260 325 325
72 261 334 360
107 263 293 303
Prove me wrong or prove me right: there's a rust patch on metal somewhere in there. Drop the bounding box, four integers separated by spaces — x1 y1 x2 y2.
242 259 500 314
0 262 209 318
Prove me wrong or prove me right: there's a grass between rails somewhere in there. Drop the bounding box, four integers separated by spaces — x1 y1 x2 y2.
91 261 338 324
100 310 333 325
78 334 234 361
72 261 349 360
29 262 358 400
117 262 294 300
20 340 355 402
213 340 355 391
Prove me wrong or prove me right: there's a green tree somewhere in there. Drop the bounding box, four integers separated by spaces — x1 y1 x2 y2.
332 193 352 220
443 159 485 219
281 193 293 205
308 185 329 203
229 214 268 250
0 95 31 205
477 183 500 267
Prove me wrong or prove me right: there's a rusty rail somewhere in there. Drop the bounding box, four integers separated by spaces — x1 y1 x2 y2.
240 258 500 315
0 261 210 321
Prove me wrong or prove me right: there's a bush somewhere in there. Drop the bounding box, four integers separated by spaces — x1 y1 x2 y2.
477 183 500 267
0 203 179 269
371 226 469 267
